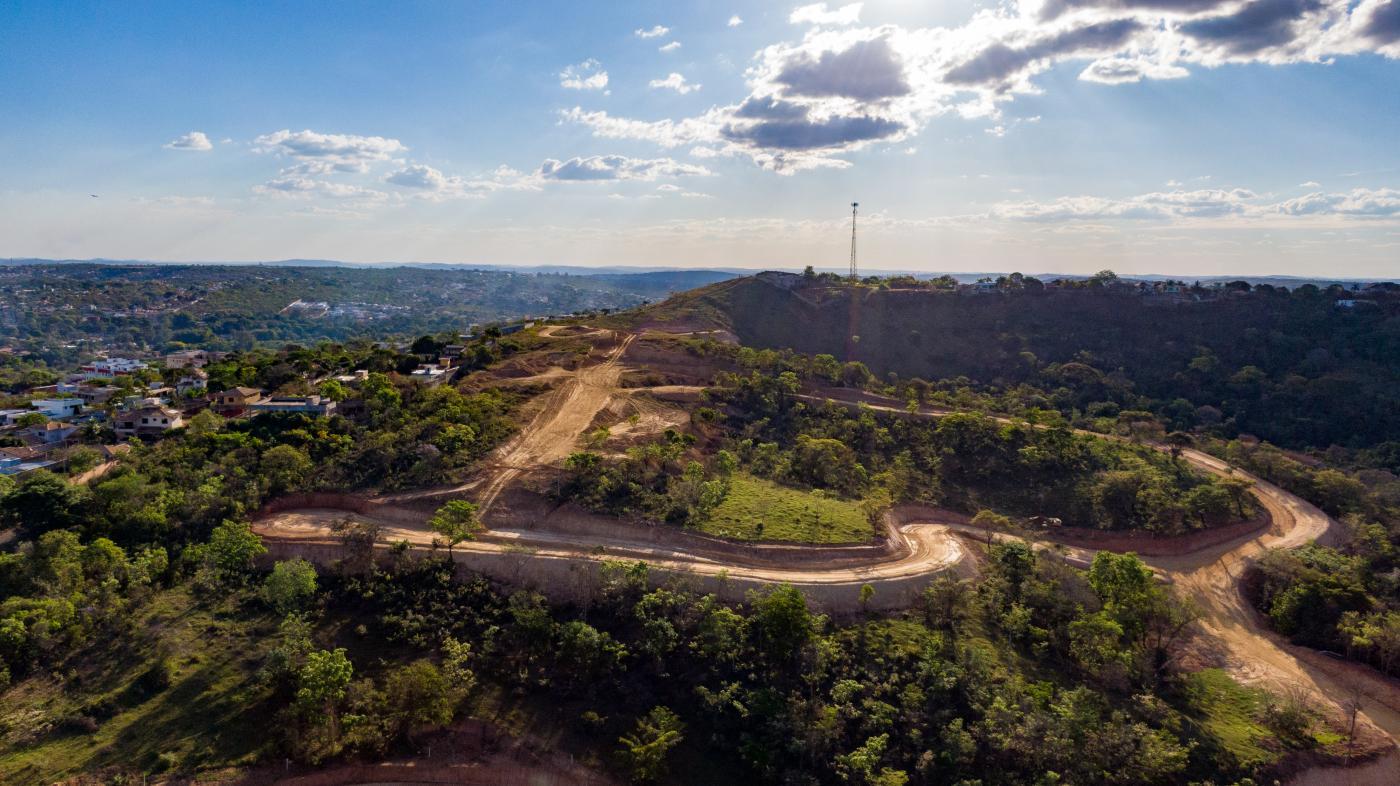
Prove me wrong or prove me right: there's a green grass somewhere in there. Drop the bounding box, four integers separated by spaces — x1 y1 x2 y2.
698 474 874 543
1179 668 1284 770
0 587 279 785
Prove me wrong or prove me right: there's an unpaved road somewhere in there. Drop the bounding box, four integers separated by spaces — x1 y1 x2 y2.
260 330 1400 779
258 508 965 589
379 332 633 509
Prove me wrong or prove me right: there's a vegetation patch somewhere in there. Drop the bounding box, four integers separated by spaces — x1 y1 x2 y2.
1178 668 1288 771
0 587 277 784
697 473 874 543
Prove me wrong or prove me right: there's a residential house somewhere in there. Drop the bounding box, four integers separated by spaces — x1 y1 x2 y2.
78 358 148 379
410 364 448 384
29 397 82 420
246 395 337 417
210 387 264 416
164 349 210 369
17 421 78 449
114 403 184 437
0 446 58 476
176 369 208 396
0 409 30 426
76 384 120 405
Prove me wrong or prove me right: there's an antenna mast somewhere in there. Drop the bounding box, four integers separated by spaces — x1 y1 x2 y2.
849 202 859 281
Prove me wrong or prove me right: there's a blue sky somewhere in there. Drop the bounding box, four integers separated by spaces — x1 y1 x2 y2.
2 0 1399 276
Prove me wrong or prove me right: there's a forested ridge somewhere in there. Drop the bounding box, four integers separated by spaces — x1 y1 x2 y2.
655 274 1400 452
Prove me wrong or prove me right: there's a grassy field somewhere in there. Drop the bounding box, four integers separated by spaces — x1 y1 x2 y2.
698 474 874 543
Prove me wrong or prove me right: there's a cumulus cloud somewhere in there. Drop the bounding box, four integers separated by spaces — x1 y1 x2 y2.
1275 187 1400 216
775 35 910 99
536 155 712 181
164 131 213 151
729 15 744 27
944 19 1145 87
659 40 683 52
1179 0 1330 60
635 25 670 39
254 129 406 167
381 163 536 199
559 59 609 90
649 72 702 93
790 3 864 26
1356 0 1400 46
563 2 1399 172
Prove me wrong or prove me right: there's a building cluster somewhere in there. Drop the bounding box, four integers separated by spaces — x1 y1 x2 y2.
0 346 376 476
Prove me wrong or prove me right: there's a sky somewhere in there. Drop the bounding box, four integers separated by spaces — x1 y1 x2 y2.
2 0 1399 277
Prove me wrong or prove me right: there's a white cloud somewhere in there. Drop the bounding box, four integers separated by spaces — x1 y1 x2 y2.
987 186 1400 223
382 163 537 200
254 129 406 167
728 15 744 27
1276 187 1400 217
559 59 609 91
635 25 670 39
255 176 386 201
1300 180 1322 187
562 1 1400 173
790 3 863 26
659 40 682 53
164 131 213 151
536 155 713 182
1079 57 1190 84
649 72 702 94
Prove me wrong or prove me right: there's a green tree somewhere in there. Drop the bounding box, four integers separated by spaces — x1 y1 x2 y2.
0 471 89 538
262 558 318 613
382 660 456 741
429 500 482 555
206 519 267 579
616 706 685 784
262 444 313 495
749 584 816 664
836 733 909 786
297 648 354 740
317 378 348 401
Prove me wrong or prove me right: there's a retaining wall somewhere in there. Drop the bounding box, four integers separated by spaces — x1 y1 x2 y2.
259 532 949 614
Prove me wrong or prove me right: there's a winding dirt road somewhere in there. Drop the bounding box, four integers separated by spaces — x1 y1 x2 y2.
256 329 1400 779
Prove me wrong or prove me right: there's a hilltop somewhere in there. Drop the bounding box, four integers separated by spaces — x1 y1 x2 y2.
625 270 1400 452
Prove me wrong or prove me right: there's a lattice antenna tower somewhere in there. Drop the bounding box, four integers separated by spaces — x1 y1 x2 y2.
849 202 859 280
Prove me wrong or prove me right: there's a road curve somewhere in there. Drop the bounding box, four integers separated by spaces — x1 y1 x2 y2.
255 331 1400 777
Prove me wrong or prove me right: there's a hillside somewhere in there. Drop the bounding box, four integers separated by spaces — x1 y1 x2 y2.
0 264 736 360
631 272 1400 453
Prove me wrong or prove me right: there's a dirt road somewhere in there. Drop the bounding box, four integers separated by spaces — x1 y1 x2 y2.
379 332 633 509
259 332 1400 778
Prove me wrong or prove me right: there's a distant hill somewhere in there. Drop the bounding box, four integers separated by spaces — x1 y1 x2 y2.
0 263 737 357
634 272 1400 451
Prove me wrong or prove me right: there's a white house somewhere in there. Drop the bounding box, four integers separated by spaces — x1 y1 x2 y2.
79 358 148 379
29 398 83 420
